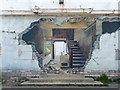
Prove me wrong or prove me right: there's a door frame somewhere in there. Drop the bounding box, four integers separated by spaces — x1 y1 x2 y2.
52 38 66 59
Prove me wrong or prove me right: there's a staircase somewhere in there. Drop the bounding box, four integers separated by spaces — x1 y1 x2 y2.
21 74 103 85
69 41 86 69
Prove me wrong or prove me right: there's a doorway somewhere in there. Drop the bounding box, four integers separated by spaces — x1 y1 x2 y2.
52 29 74 65
53 40 68 65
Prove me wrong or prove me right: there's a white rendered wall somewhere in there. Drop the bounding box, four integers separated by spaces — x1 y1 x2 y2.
85 30 119 71
1 0 119 10
54 41 67 65
1 16 41 70
1 15 120 71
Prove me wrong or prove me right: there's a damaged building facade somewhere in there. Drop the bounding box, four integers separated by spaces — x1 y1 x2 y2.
1 0 120 71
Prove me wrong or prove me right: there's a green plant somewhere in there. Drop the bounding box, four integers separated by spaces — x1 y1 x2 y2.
113 78 120 82
0 77 2 82
2 80 7 85
94 74 112 84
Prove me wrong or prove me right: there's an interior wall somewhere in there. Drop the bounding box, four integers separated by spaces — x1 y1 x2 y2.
39 21 94 38
22 20 95 59
22 24 44 54
74 23 96 58
39 21 95 54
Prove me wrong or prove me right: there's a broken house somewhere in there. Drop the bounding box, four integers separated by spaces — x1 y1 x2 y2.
1 0 120 72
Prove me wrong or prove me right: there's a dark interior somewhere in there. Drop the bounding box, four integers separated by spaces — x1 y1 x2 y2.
102 21 120 34
53 29 74 40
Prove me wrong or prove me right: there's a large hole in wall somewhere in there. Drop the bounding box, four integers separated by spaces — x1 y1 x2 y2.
19 18 98 69
22 24 44 54
19 17 120 69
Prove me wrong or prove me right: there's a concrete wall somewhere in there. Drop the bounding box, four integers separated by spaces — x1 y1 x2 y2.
1 16 94 70
2 0 118 10
85 28 119 71
22 21 93 54
2 16 41 70
22 24 44 54
2 32 40 70
74 23 96 58
96 21 102 35
38 21 94 56
1 15 120 71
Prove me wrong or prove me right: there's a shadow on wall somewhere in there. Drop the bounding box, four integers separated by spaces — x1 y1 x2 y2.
74 22 97 59
102 21 120 34
75 21 120 59
22 24 44 54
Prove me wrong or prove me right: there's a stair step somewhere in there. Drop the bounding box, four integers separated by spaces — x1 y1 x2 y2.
73 64 85 67
70 40 77 42
72 50 81 52
71 46 79 48
73 61 86 64
73 54 84 57
70 44 78 47
72 51 83 54
24 78 94 83
69 40 86 68
73 63 84 65
73 59 86 61
73 59 86 62
73 57 85 59
72 49 81 51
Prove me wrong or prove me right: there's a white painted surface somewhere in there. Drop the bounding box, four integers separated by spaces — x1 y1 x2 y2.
43 54 51 66
2 16 40 33
0 12 119 70
2 30 40 70
2 44 40 70
1 16 41 70
54 41 67 64
1 0 118 10
85 30 119 71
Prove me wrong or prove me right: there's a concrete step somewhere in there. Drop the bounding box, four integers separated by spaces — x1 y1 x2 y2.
73 61 86 64
21 81 103 85
28 78 94 83
69 40 77 43
73 54 84 57
73 64 85 67
73 51 83 54
24 74 94 83
73 57 86 60
73 59 86 62
38 74 85 79
71 47 80 49
72 49 81 51
20 74 103 86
